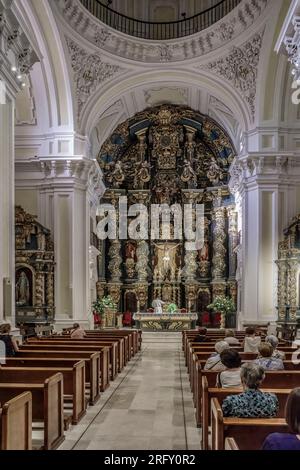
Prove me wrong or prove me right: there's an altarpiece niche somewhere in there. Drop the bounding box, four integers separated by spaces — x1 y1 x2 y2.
96 105 238 323
15 206 55 324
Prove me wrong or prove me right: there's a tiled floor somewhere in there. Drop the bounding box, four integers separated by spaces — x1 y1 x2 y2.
58 332 201 450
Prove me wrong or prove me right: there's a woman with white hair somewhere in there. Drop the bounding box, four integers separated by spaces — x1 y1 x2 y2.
222 362 279 418
203 341 230 371
265 335 285 360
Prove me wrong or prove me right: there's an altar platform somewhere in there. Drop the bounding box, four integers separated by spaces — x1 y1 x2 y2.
133 311 198 331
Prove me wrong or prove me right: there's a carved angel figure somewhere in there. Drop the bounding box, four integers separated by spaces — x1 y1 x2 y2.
181 158 197 184
107 161 125 187
207 159 224 184
134 161 151 188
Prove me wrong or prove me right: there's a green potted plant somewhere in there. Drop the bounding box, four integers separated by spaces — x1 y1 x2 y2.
92 296 117 327
207 296 236 329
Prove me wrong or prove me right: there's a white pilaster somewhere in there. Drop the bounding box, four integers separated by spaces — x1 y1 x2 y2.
230 152 300 325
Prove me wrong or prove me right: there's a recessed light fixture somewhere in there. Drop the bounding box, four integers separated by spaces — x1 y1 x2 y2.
17 74 22 80
11 66 17 72
21 83 26 88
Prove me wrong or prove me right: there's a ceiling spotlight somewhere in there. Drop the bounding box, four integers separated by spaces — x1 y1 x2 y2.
11 66 17 72
17 74 22 80
21 83 26 88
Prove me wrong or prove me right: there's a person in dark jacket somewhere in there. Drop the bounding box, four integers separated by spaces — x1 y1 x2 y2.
0 323 19 359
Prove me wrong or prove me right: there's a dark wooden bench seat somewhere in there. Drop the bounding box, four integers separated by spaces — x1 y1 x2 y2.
23 341 118 380
16 349 109 392
0 373 64 450
0 364 86 425
0 392 32 450
5 356 100 406
211 397 288 450
201 375 291 449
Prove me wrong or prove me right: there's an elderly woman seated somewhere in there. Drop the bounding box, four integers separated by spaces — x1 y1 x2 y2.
254 343 284 370
265 335 285 360
217 349 242 388
203 341 230 371
222 362 279 418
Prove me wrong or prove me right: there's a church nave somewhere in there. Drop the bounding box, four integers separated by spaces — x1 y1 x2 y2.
58 333 201 451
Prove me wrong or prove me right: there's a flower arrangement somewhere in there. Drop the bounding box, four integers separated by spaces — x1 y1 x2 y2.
207 296 236 315
207 296 236 328
167 303 178 314
92 296 117 316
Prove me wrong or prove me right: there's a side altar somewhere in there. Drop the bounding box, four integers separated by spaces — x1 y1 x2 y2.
133 311 198 331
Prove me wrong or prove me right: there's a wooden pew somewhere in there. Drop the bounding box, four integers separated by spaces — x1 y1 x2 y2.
45 335 126 371
0 392 32 450
4 356 100 406
23 341 118 380
0 363 86 425
195 367 300 427
225 437 239 450
201 376 291 450
211 397 288 450
0 373 64 450
16 349 109 392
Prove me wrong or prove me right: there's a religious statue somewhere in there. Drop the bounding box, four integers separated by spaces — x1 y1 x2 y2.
207 159 224 184
37 230 46 251
16 271 30 306
134 161 151 189
152 298 165 314
107 161 125 188
181 158 197 185
162 284 173 303
125 241 136 261
199 241 209 262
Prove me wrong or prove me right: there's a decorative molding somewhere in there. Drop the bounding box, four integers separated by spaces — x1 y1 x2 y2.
54 0 269 64
0 1 39 93
229 152 300 194
200 31 264 119
66 37 127 116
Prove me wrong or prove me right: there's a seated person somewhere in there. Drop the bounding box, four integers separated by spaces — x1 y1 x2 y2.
265 335 285 360
222 362 278 418
194 327 207 343
255 343 284 370
204 341 230 371
243 326 261 353
0 323 19 358
70 323 86 339
262 388 300 450
217 349 242 388
224 329 240 345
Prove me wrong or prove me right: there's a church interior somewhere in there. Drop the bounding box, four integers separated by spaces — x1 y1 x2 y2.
1 0 300 452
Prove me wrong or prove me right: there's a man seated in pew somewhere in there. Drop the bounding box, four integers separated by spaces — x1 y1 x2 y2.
254 343 284 371
243 327 261 353
265 335 286 360
194 327 207 343
70 323 86 340
0 323 19 360
262 388 300 450
224 329 240 346
216 349 242 389
204 341 230 371
222 363 278 418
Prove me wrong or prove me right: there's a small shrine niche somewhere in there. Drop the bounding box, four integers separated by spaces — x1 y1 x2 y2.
15 206 55 323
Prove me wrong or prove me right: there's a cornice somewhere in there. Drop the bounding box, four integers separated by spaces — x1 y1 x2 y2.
53 0 269 64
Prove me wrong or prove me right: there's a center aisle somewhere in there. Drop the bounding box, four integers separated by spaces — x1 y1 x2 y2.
58 332 201 450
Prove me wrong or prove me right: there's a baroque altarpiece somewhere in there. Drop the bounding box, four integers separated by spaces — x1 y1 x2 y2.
276 214 300 324
15 206 55 324
96 105 239 319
